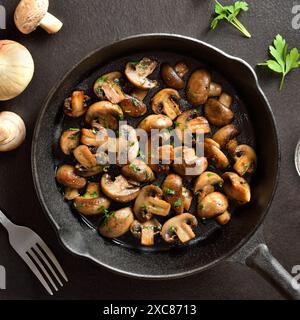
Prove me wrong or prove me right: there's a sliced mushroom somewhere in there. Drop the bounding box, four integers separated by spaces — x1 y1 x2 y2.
60 128 80 155
85 101 123 130
64 187 80 201
215 211 231 225
197 192 228 218
152 88 181 120
138 114 173 133
56 165 86 189
204 93 234 126
99 207 134 238
162 174 184 214
130 219 162 246
233 144 257 176
73 145 97 169
161 64 185 89
187 69 211 105
125 57 158 90
101 174 140 203
161 213 198 244
131 88 148 101
212 124 240 147
120 95 147 117
81 127 108 148
222 172 251 203
75 164 103 177
194 171 224 199
182 187 193 211
121 159 155 183
175 109 210 142
133 185 171 222
74 182 111 216
93 71 125 103
204 138 229 170
64 91 90 118
173 146 208 177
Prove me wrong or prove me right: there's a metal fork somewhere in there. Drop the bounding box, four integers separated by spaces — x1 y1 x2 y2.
0 209 68 295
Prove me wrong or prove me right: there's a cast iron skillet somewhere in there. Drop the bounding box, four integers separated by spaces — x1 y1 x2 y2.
31 34 300 299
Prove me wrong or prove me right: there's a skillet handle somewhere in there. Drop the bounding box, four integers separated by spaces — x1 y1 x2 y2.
245 244 300 300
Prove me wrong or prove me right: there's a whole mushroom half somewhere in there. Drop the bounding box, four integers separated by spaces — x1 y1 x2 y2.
14 0 63 34
81 127 108 148
152 88 181 120
233 144 257 176
204 93 234 126
133 185 171 222
212 124 240 147
74 182 111 216
60 128 80 155
64 91 91 118
85 101 123 130
161 213 198 244
162 174 184 214
187 69 222 106
130 219 162 246
121 159 155 183
93 71 125 103
125 57 158 90
194 171 224 199
222 172 251 203
56 165 86 189
73 145 97 169
120 95 147 118
204 138 230 170
101 174 140 203
99 207 134 238
0 112 26 152
0 40 34 101
161 63 188 89
138 114 173 133
197 192 228 219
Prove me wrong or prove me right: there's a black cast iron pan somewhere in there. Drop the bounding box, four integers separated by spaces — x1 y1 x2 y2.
31 34 300 299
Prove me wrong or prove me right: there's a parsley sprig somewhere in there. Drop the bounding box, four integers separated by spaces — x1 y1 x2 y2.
210 1 251 38
258 34 300 90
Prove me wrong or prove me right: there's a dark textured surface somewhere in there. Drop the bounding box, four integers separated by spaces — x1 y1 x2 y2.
0 0 299 300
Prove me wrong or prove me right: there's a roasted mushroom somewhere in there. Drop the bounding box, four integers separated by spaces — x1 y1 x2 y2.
131 88 148 101
204 93 234 126
194 171 224 199
197 192 228 218
152 88 181 120
212 124 240 147
133 185 171 222
81 127 108 148
73 145 97 169
60 128 80 155
101 174 140 203
93 71 125 103
130 219 162 246
161 64 186 89
121 159 155 183
173 146 208 177
75 164 103 177
174 62 189 78
204 138 229 170
120 95 147 117
74 182 111 216
182 187 193 211
64 91 90 118
125 57 158 90
233 144 257 176
175 109 210 143
85 101 123 130
215 211 231 225
162 174 184 214
56 165 86 189
138 114 173 133
222 172 251 203
99 207 134 238
161 213 198 244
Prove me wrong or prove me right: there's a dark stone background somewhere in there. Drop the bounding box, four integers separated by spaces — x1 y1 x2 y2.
0 0 299 300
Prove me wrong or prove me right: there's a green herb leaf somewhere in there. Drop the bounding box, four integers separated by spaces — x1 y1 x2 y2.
210 1 251 38
173 198 182 208
129 163 141 172
163 188 176 196
258 34 300 90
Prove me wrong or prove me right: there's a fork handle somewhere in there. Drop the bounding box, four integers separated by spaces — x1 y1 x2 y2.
0 210 14 230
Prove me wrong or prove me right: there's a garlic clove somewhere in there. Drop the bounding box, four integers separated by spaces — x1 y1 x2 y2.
0 111 26 152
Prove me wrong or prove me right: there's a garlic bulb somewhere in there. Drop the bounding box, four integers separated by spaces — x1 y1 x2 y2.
0 40 35 101
0 111 26 152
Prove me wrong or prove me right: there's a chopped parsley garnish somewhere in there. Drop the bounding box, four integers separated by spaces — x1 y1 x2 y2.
207 172 214 177
173 198 182 208
199 203 205 210
129 163 141 172
68 128 79 131
163 188 176 196
137 149 146 160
